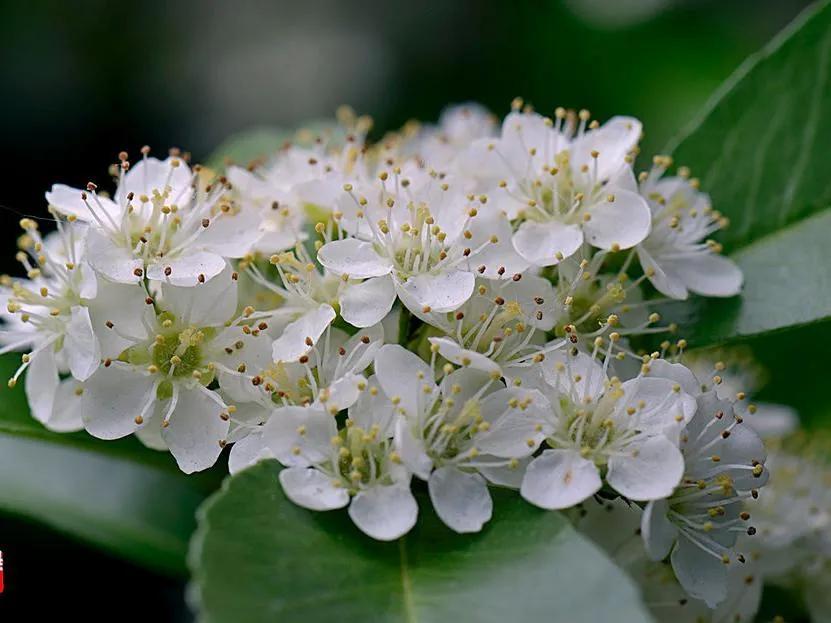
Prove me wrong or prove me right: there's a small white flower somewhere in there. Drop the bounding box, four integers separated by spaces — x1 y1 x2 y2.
263 401 417 541
1 219 101 431
466 108 650 266
80 265 255 472
641 391 768 608
224 322 384 473
636 160 743 300
318 168 525 318
46 154 261 286
374 344 526 533
499 350 696 509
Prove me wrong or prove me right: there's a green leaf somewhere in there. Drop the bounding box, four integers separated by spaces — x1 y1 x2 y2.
0 354 221 576
189 461 654 623
664 0 831 344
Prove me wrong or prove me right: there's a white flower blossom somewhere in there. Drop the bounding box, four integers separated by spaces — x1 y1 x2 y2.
641 391 768 607
46 153 261 286
636 158 742 300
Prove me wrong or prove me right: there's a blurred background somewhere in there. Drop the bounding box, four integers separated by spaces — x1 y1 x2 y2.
0 0 813 619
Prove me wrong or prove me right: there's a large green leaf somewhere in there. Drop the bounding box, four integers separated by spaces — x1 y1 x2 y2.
0 354 221 576
664 0 831 344
189 461 653 623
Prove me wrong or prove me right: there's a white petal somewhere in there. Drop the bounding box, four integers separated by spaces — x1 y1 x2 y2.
671 536 728 608
321 324 384 380
646 359 701 396
339 275 396 328
617 376 697 436
641 499 678 561
272 304 336 363
47 377 86 433
319 373 364 413
81 365 157 439
671 253 743 298
428 466 492 533
262 405 335 466
117 157 192 205
348 485 418 541
45 184 120 223
85 229 143 284
427 336 501 377
542 349 606 404
87 281 153 358
607 436 684 501
145 250 227 287
512 220 583 266
65 306 100 381
583 190 651 250
637 246 689 300
160 262 238 326
317 238 392 278
520 449 602 509
279 466 350 511
196 207 262 258
477 388 550 458
25 346 59 427
135 418 168 451
162 387 229 473
348 376 396 436
466 212 530 278
396 270 475 313
374 344 435 418
228 432 275 474
394 416 434 480
571 116 642 182
478 457 530 488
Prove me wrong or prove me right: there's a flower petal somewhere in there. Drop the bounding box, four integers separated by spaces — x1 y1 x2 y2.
520 449 601 510
65 306 101 381
81 365 157 439
671 253 743 298
428 336 502 377
145 249 227 287
228 432 275 474
375 344 435 418
87 281 153 358
583 190 651 250
262 405 335 467
280 466 350 511
571 116 641 182
512 220 583 266
85 228 143 284
45 184 121 224
116 157 192 205
607 436 684 501
162 387 230 473
671 535 729 608
348 484 418 541
317 238 393 278
637 245 689 300
25 346 59 427
396 270 475 313
272 304 337 363
641 499 678 561
428 466 492 533
340 275 396 328
160 262 238 326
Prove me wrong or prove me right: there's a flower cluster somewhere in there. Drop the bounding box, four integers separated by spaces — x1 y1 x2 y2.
1 102 763 612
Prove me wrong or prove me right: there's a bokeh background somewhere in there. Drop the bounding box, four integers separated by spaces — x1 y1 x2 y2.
0 0 814 619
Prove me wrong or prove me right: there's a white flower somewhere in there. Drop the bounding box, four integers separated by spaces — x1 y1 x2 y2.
497 349 696 509
46 153 260 286
406 103 498 172
374 344 527 533
641 391 768 608
1 219 101 431
80 264 255 472
263 399 417 541
467 107 650 266
224 320 384 474
636 159 742 300
416 275 563 378
318 168 525 318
